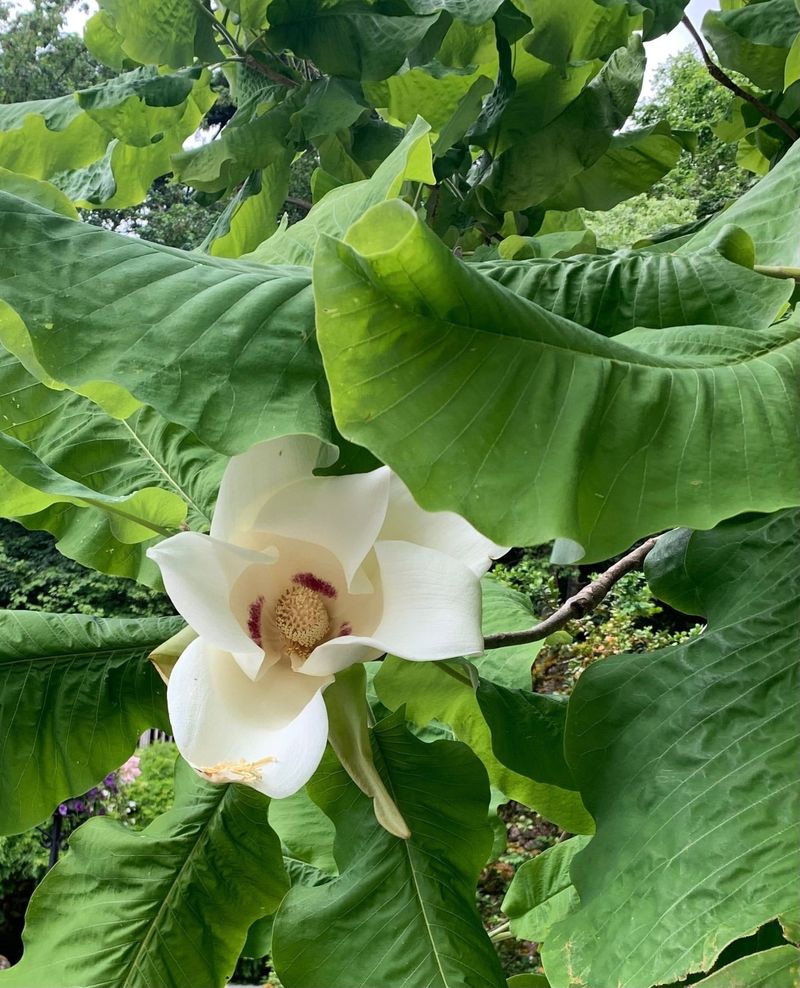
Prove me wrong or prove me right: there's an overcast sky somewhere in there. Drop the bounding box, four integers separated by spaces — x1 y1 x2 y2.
62 0 719 96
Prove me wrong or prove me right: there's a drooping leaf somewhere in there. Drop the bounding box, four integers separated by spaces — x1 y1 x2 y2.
0 760 289 988
206 159 292 258
703 0 800 91
473 37 645 211
502 835 592 942
605 0 690 40
0 192 327 456
476 681 575 790
375 658 594 833
95 0 200 69
513 0 641 66
0 609 181 835
315 200 800 560
247 115 434 266
542 123 695 212
265 1 439 82
0 68 213 207
0 343 223 583
543 510 800 987
272 713 507 988
269 784 338 877
402 0 504 24
478 575 543 689
474 229 792 336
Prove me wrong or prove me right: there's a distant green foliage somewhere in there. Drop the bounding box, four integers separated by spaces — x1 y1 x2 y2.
493 548 702 689
0 519 173 616
0 0 111 102
636 49 753 216
583 192 697 247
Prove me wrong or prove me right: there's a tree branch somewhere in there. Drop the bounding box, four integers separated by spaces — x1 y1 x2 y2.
682 15 799 143
482 538 659 650
754 264 800 281
285 194 312 212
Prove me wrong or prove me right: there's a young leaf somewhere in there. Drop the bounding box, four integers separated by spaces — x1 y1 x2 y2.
315 199 800 560
271 713 507 988
0 760 289 988
543 510 800 987
502 835 592 942
375 658 593 834
0 609 182 835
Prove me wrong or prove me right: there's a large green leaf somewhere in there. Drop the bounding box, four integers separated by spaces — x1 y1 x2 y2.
0 759 289 988
272 713 507 988
542 123 694 212
403 0 504 24
265 1 438 82
680 134 800 266
0 68 213 207
0 192 327 455
0 609 181 835
474 231 793 336
247 115 434 266
96 0 200 68
614 0 690 40
0 342 223 583
543 510 800 987
375 658 593 833
474 37 645 211
703 0 800 91
512 0 641 66
315 200 800 560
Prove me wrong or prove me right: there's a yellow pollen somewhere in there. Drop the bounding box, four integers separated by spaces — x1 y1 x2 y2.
274 584 331 658
197 756 277 784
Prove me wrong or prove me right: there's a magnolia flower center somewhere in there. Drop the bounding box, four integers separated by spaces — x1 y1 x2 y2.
274 584 331 659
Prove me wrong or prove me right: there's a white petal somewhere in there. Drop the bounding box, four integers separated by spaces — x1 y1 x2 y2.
380 471 508 576
254 468 390 590
301 540 483 675
168 638 332 799
211 434 338 543
148 532 276 680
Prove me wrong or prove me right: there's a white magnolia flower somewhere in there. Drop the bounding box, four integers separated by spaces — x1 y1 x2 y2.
148 434 505 798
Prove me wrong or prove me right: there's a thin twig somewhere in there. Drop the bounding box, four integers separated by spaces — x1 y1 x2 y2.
682 15 799 142
488 920 510 939
482 538 659 650
243 53 299 88
285 195 312 212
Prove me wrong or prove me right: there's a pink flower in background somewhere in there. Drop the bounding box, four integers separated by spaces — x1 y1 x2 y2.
118 755 141 785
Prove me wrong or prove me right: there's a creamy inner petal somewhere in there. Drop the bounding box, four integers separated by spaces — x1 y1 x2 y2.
230 536 383 671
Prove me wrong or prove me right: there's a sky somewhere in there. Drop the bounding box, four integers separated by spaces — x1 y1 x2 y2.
642 0 719 93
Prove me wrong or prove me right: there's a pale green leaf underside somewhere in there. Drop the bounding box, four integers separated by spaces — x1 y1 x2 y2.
0 192 325 455
272 715 506 988
0 344 223 584
544 510 800 987
0 760 289 988
474 238 792 336
315 200 800 560
247 115 434 267
0 609 181 835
